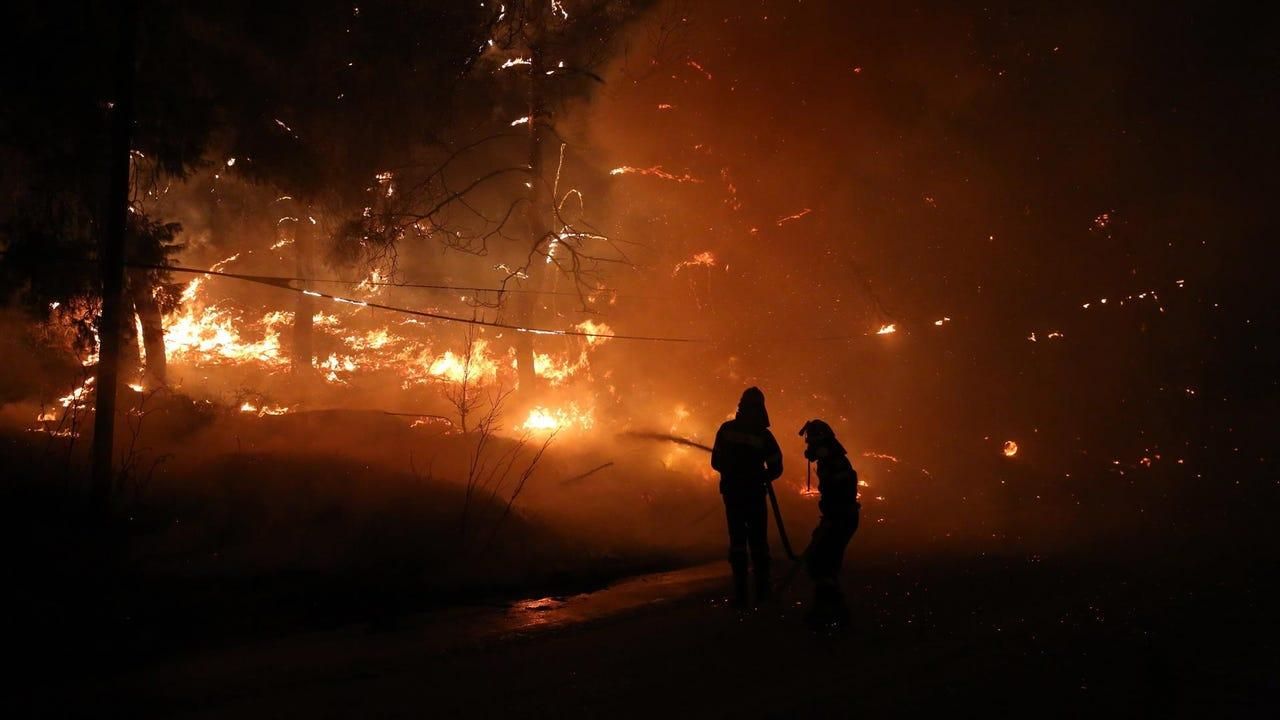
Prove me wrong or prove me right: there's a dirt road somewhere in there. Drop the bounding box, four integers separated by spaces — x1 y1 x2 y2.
79 548 1276 718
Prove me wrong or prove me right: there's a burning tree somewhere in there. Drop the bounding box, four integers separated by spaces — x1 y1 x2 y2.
342 0 653 394
178 1 494 375
121 213 184 386
0 1 498 504
1 1 667 508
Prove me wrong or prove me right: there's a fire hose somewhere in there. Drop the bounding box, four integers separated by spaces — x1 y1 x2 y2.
623 431 803 562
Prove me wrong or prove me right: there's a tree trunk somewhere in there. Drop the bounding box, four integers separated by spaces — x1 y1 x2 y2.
292 214 316 374
131 273 167 385
90 0 136 511
512 16 548 394
120 301 141 384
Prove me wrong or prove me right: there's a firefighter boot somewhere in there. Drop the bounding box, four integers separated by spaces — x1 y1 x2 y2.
754 576 773 607
753 559 773 607
806 581 847 632
729 550 750 608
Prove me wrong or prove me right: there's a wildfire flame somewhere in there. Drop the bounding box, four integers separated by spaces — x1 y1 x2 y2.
418 339 501 385
574 320 614 346
521 404 594 433
239 401 291 417
163 282 290 368
156 276 612 399
32 376 96 432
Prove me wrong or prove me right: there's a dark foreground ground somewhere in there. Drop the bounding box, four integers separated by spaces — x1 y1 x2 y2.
37 538 1279 718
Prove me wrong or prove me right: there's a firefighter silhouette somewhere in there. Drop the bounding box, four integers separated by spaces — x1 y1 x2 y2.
711 387 783 606
798 419 860 628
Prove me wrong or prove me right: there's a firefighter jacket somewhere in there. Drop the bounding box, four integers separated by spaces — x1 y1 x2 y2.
712 418 783 495
815 452 860 519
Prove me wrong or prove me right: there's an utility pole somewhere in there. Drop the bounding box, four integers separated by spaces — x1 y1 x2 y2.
90 0 138 512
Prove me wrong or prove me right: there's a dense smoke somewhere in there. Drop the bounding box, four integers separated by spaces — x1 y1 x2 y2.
2 0 1276 569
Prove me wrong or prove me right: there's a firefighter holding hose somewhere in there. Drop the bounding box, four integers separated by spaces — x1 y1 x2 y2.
798 419 861 628
711 387 783 607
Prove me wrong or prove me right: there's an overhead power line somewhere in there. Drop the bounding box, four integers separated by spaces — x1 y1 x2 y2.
127 263 910 345
131 263 700 343
221 272 615 297
137 263 613 296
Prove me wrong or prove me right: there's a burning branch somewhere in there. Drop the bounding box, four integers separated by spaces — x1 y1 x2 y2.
559 461 615 488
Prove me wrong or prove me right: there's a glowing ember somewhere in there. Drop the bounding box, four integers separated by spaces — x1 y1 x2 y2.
686 59 712 80
208 253 241 272
608 166 701 183
876 323 897 335
1003 440 1019 457
775 208 812 226
672 251 717 276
